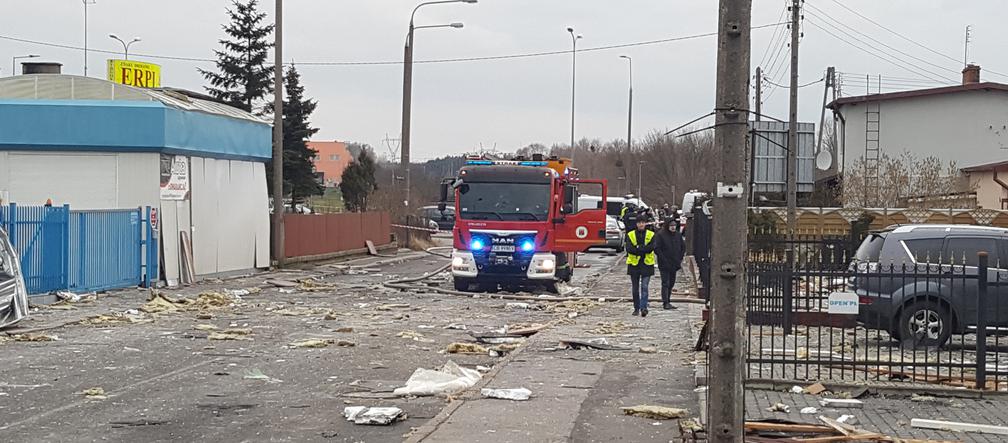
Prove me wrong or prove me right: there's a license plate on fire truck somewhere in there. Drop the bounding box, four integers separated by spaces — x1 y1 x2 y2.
491 245 516 253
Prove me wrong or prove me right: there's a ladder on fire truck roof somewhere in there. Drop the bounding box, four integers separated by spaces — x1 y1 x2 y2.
864 75 882 206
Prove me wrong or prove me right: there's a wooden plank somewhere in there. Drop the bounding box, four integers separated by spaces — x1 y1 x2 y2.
745 422 837 434
911 418 1008 436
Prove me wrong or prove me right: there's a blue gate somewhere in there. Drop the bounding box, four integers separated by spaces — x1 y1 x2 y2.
0 203 158 295
0 204 70 293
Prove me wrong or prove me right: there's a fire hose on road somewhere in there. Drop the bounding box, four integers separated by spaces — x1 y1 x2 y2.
381 247 705 304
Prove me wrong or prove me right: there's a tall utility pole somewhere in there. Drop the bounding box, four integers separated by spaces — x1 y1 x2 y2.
709 0 751 440
271 0 285 265
964 25 972 68
620 55 633 151
82 0 96 76
754 66 762 121
567 27 582 151
786 0 801 240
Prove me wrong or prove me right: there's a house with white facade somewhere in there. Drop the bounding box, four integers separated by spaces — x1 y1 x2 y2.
829 65 1008 174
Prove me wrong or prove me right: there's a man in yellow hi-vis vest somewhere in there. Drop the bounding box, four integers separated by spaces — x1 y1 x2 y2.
625 214 656 317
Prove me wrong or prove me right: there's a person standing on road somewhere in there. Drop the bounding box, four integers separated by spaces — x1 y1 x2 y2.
621 202 638 234
626 215 656 317
655 217 686 310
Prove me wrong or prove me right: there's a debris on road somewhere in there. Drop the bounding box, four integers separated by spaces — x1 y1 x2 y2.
343 406 406 425
506 323 548 336
334 326 354 333
11 332 59 342
588 321 629 335
243 368 282 383
505 302 531 310
376 303 411 311
193 324 219 331
621 405 688 420
79 313 150 326
800 407 818 414
289 338 356 348
208 328 253 341
469 332 526 345
765 403 791 413
804 382 827 395
789 385 804 394
55 291 96 303
638 347 658 354
0 227 29 329
559 338 631 351
444 323 467 330
446 342 488 354
911 418 1008 436
80 387 108 400
481 387 532 401
819 398 863 409
266 279 299 288
392 360 481 397
397 330 431 342
225 287 261 297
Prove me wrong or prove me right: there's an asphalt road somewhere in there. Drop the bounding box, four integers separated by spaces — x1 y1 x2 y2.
0 248 641 443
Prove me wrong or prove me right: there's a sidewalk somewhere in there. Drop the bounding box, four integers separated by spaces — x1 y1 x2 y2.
412 262 705 442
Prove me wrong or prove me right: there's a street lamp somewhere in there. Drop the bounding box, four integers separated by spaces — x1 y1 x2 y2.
620 55 633 152
109 34 141 60
567 27 582 151
400 0 475 208
12 54 39 75
83 0 96 76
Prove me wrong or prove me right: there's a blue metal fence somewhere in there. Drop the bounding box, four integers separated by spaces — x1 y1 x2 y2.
0 204 70 293
0 203 157 295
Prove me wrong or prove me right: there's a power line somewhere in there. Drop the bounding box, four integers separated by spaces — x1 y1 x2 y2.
819 0 1008 80
0 22 786 68
804 4 958 77
803 17 952 83
757 5 789 68
762 75 824 89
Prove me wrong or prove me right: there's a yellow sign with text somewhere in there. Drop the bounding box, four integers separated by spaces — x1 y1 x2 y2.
107 59 161 88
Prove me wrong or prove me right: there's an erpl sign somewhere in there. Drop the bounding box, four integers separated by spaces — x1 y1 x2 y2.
107 59 161 88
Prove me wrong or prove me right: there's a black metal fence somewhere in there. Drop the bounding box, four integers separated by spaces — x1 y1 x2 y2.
746 252 1008 390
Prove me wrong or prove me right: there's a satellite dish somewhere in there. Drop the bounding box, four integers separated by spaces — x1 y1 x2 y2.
815 150 833 171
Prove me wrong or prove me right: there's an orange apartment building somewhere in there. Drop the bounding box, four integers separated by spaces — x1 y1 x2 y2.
308 141 352 187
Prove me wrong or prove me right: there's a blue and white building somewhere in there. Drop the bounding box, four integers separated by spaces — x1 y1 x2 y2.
0 73 271 286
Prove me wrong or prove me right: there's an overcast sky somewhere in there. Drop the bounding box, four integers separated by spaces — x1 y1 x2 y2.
2 1 1006 161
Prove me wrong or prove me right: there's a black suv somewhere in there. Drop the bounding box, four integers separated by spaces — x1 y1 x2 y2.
420 205 454 231
851 224 1008 346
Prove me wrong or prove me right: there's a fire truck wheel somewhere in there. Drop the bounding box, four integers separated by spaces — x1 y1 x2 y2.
453 278 473 292
544 282 559 294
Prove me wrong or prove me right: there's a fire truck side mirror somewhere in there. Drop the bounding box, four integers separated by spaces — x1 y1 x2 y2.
561 203 574 214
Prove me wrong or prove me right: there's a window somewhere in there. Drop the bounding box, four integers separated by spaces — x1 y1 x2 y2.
458 182 550 221
944 237 998 267
854 234 885 262
903 238 944 263
329 154 340 161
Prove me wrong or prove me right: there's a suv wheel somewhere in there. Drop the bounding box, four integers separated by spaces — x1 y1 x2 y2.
897 300 952 347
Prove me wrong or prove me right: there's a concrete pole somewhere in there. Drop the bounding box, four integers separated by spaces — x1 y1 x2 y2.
271 0 285 265
400 27 414 208
786 0 800 241
754 66 762 121
709 0 751 440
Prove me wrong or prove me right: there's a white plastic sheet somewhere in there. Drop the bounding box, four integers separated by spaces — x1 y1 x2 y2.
393 360 482 397
0 227 28 329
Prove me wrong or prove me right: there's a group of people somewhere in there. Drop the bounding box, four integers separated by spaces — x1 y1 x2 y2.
622 202 685 317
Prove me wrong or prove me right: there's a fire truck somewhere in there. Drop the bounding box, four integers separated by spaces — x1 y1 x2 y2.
438 154 608 292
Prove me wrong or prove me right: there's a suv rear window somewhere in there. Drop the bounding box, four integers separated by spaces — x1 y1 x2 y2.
854 234 885 262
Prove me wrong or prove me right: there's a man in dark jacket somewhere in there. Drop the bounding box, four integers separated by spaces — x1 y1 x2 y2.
655 217 686 310
625 215 656 317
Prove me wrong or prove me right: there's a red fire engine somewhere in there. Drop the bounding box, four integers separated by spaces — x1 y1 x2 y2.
438 154 608 292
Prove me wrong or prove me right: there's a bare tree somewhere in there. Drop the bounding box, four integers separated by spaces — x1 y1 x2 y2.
842 151 972 208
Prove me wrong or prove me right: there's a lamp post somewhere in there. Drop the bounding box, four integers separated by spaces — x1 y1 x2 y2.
400 0 475 209
12 54 39 75
83 0 96 76
567 27 582 151
109 34 141 60
620 55 633 152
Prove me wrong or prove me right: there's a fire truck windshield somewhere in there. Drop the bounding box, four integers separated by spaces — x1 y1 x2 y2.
458 182 550 221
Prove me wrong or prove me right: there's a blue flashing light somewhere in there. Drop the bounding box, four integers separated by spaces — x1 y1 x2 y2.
466 160 493 165
520 239 536 252
470 238 485 251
